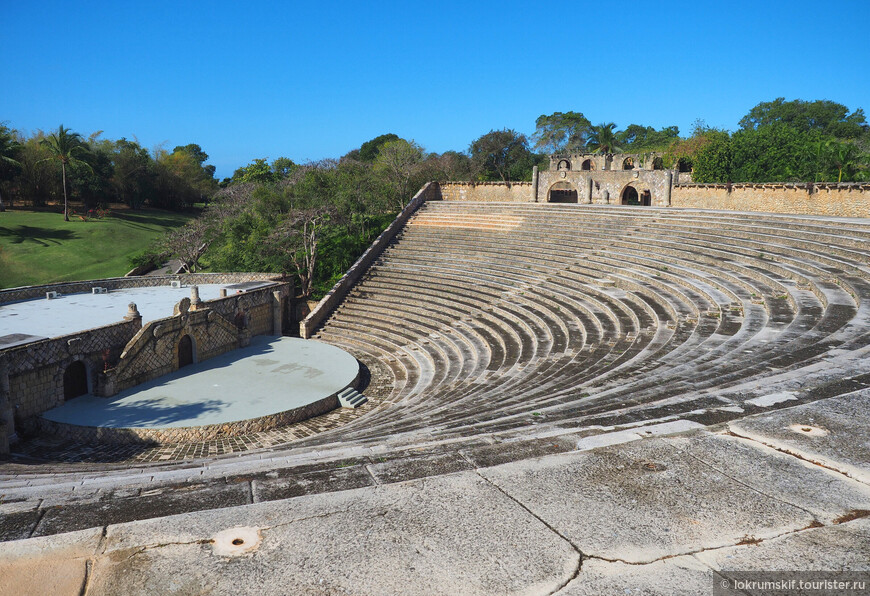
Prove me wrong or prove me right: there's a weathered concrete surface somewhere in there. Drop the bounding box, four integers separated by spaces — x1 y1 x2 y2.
664 431 870 523
697 517 870 572
729 392 870 484
560 556 721 595
88 472 578 596
0 528 102 596
480 438 813 563
2 397 869 595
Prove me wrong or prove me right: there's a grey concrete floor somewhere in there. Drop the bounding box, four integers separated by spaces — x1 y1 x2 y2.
2 392 868 595
41 336 359 429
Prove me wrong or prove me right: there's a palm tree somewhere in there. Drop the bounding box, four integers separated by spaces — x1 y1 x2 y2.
39 125 92 221
585 123 623 154
0 125 21 212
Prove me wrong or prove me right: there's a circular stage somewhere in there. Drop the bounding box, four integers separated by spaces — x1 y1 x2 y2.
39 336 360 444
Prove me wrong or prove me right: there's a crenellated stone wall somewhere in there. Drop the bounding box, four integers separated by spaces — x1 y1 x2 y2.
439 182 534 202
671 183 870 218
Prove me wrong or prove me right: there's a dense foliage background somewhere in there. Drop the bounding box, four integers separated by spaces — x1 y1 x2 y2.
2 98 868 298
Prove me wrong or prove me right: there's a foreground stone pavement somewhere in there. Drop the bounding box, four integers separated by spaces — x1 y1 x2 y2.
1 392 869 595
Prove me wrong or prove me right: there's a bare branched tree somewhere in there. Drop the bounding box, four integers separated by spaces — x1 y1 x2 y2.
262 205 334 297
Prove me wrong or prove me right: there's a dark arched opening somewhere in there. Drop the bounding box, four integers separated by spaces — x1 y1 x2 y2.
622 157 634 170
178 335 194 369
548 181 578 203
63 361 88 400
621 186 640 205
678 158 692 172
641 190 652 206
652 157 663 170
557 159 571 171
581 159 593 171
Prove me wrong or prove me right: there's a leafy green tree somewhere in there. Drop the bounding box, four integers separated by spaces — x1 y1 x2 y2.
690 130 733 183
358 133 400 162
112 138 154 208
39 125 93 221
739 98 869 140
374 139 424 210
585 123 623 153
822 140 866 182
618 125 680 152
233 158 277 184
469 129 536 181
532 112 591 154
730 124 820 182
271 157 297 179
0 124 21 212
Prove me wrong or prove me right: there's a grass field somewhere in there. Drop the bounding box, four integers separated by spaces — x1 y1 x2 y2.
0 208 192 289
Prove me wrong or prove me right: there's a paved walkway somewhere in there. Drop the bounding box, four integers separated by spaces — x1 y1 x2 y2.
1 391 868 595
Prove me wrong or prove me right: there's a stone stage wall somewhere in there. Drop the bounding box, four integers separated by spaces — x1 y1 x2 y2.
0 274 290 451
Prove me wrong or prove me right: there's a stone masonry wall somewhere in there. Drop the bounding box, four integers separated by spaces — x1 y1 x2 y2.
0 272 279 304
671 183 870 218
3 319 142 421
0 276 289 448
537 170 674 206
103 306 244 396
439 182 534 202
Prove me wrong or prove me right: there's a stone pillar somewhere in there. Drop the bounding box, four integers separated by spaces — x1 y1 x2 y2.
272 289 285 336
665 171 673 207
124 302 142 323
587 178 594 204
189 285 202 310
0 356 14 454
531 166 539 203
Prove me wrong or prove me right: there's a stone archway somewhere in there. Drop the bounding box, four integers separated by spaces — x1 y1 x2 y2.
178 335 194 369
622 157 634 170
621 186 640 205
548 181 578 203
557 159 571 171
652 157 664 170
581 159 594 171
63 361 88 400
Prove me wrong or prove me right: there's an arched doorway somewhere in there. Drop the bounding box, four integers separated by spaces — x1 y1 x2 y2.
548 181 578 203
178 335 194 369
622 157 634 170
63 361 88 400
621 186 640 205
581 159 593 171
678 158 692 172
652 157 664 170
557 159 571 171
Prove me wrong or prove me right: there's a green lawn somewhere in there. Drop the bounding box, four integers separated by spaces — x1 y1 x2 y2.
0 209 192 289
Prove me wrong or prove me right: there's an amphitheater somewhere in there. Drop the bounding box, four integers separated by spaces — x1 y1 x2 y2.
2 177 870 594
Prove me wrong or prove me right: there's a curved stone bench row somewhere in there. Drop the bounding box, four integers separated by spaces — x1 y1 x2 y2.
308 201 870 447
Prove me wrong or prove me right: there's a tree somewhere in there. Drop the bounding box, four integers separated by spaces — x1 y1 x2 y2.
585 123 623 153
374 139 424 210
358 133 400 162
271 157 297 179
469 129 536 182
232 158 277 184
39 125 93 221
163 217 213 272
690 130 733 183
112 138 154 208
261 206 334 298
0 124 21 212
532 111 591 154
822 140 866 182
618 125 680 152
730 124 820 182
739 98 869 140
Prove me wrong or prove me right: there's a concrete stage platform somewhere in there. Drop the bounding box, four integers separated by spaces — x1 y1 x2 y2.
39 336 360 444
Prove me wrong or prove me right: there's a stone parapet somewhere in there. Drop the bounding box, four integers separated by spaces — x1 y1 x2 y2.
671 183 870 218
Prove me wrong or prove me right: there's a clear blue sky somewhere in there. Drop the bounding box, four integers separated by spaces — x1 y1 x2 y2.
4 0 868 179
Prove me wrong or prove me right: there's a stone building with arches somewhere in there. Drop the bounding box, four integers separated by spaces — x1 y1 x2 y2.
535 151 691 206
